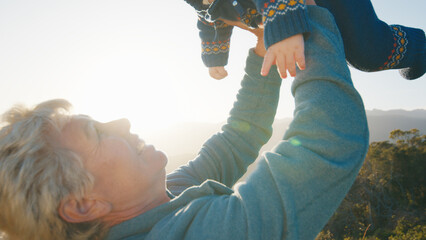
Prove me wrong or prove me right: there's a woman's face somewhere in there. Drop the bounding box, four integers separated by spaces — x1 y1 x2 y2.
57 115 168 210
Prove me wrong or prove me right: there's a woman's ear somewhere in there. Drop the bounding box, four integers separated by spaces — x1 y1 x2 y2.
58 197 112 223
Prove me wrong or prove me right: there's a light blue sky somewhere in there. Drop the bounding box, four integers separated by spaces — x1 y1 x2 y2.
0 0 425 136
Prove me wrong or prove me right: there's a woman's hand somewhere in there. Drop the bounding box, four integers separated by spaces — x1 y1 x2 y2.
220 19 266 57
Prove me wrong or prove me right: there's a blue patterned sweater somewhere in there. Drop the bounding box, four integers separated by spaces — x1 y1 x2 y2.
188 0 310 68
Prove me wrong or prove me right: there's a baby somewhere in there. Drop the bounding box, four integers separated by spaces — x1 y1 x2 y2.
186 0 425 80
186 0 310 80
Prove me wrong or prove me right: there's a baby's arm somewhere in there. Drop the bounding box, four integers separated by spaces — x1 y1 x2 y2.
262 33 305 78
209 66 228 80
197 19 234 80
255 0 312 78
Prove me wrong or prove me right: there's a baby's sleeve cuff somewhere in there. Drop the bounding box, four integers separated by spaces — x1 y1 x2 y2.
263 1 310 48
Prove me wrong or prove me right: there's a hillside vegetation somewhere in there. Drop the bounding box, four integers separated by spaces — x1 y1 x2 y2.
316 129 425 240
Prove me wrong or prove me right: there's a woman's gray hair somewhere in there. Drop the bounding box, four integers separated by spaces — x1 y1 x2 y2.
0 99 107 240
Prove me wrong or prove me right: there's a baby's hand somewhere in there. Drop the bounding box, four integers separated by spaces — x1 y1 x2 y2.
209 66 228 80
261 33 306 78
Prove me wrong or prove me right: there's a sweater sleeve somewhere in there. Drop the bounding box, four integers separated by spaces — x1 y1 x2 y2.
162 7 369 240
105 7 369 240
232 6 369 239
198 18 234 67
171 7 368 240
167 49 282 195
254 0 311 48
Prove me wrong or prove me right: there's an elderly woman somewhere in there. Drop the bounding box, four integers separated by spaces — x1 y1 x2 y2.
0 5 368 240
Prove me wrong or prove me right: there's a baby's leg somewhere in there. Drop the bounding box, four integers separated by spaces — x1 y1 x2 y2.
316 0 425 80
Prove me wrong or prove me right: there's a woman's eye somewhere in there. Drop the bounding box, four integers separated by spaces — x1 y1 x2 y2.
94 126 102 139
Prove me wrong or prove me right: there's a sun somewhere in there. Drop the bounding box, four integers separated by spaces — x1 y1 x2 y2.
71 62 182 139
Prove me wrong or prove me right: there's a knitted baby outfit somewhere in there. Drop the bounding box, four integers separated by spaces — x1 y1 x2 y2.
186 0 262 67
316 0 425 80
188 0 425 80
186 0 313 69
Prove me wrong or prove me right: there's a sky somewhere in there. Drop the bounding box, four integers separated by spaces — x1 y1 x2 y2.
0 0 425 137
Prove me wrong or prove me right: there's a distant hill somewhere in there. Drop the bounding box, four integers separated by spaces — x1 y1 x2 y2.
146 109 426 173
366 109 426 142
367 109 426 118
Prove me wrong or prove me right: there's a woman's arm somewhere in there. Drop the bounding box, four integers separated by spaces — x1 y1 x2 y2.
162 7 368 240
167 30 282 195
233 6 369 239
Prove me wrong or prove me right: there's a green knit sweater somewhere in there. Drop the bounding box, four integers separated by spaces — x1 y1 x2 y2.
105 6 369 240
